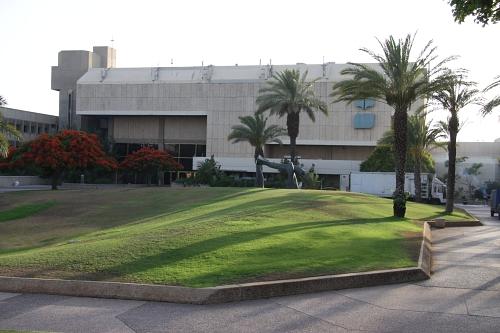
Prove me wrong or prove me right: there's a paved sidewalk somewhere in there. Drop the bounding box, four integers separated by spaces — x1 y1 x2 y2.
1 206 500 332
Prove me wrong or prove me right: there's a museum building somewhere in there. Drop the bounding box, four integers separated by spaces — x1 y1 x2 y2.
51 45 423 187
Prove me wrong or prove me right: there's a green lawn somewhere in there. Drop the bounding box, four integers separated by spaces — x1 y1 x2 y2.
0 202 55 223
0 187 472 287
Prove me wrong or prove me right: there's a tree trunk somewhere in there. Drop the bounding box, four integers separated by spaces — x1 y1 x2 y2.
255 147 264 187
51 171 61 190
393 109 408 218
286 112 300 164
414 156 422 202
51 175 59 190
445 114 459 213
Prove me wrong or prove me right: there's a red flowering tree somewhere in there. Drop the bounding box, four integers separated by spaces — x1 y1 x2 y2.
120 147 182 185
9 130 117 189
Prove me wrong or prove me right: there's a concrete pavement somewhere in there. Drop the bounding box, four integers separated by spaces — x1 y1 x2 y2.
1 205 500 332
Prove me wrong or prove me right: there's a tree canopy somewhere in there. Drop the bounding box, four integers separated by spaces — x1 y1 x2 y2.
256 69 327 163
0 96 22 157
331 33 453 217
4 130 117 189
120 147 181 185
449 0 500 25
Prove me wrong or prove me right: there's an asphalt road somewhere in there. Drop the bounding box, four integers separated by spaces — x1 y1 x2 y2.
1 205 499 332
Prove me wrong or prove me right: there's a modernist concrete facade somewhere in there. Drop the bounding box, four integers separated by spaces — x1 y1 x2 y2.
51 46 116 130
52 46 423 184
0 107 58 146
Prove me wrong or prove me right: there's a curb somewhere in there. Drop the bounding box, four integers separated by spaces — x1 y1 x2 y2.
0 224 433 304
427 219 483 228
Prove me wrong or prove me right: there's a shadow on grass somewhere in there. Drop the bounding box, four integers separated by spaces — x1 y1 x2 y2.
69 212 408 284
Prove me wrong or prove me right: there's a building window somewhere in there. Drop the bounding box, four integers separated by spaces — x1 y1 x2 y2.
195 145 206 157
31 124 36 133
23 124 28 133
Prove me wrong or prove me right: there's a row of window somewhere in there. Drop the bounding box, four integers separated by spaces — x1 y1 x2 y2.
5 118 58 136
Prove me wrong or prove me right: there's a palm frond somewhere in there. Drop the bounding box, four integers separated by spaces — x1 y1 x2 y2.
227 113 286 157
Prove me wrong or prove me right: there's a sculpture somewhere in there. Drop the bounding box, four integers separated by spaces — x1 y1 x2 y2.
256 156 308 189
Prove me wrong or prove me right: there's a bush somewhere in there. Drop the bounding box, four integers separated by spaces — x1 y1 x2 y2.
195 156 223 186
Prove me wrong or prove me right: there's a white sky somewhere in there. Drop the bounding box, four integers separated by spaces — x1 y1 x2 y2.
0 0 499 141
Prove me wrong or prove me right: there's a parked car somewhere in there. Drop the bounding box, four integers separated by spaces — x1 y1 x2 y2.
490 189 500 219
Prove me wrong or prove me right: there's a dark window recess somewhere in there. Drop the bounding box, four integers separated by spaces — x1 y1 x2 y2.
31 125 36 133
128 144 142 154
37 126 42 134
16 124 21 131
179 158 193 171
195 144 206 157
164 144 180 157
23 125 28 133
180 144 196 157
45 125 49 133
68 92 73 127
113 143 128 158
99 118 108 129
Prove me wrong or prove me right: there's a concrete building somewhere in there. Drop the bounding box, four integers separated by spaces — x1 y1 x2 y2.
52 46 423 186
0 107 58 146
51 46 116 130
432 142 500 187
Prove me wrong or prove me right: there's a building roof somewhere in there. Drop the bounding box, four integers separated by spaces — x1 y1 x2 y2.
0 107 58 123
77 63 364 84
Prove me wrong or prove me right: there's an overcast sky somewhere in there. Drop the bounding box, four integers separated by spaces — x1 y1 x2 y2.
0 0 499 141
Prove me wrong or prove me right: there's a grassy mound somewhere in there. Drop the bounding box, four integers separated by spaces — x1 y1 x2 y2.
0 187 471 287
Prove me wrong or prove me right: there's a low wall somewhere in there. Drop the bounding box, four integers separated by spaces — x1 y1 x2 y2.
0 176 49 187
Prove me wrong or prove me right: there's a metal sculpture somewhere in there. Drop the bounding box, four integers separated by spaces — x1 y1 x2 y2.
255 156 307 189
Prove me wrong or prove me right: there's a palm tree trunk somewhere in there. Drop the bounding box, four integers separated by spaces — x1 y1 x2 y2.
445 114 459 213
287 113 300 164
393 109 408 217
255 147 264 187
414 156 422 202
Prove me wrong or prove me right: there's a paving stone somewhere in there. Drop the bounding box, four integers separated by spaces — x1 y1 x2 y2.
118 299 348 333
465 289 500 318
335 284 468 314
274 289 500 333
0 292 19 301
0 295 143 333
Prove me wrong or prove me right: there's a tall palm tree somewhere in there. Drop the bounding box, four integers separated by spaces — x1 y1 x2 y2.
432 72 483 213
376 112 445 202
256 69 327 164
331 34 453 217
0 96 22 157
228 113 286 187
481 75 500 115
407 112 446 202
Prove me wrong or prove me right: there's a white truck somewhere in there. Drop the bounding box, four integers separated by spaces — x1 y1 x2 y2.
346 172 446 204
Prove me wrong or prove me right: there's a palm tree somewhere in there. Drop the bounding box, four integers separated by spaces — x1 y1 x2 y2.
228 113 286 187
481 75 500 115
331 34 453 217
407 112 446 202
376 112 445 202
256 69 327 164
432 72 483 213
0 96 22 157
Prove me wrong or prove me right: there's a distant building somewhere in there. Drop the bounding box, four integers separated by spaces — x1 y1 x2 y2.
0 107 58 146
432 142 500 184
51 45 425 186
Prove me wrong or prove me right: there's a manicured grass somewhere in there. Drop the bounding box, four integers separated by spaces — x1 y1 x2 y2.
0 202 55 223
0 187 472 287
